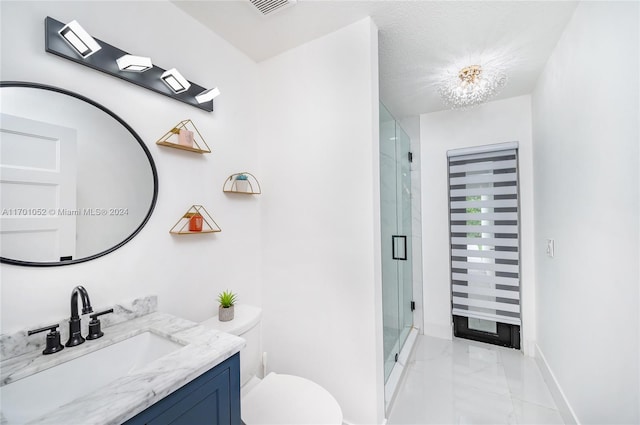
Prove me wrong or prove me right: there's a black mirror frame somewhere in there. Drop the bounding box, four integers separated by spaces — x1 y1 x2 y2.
0 81 159 267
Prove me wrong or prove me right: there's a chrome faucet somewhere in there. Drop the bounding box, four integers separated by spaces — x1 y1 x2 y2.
65 285 93 347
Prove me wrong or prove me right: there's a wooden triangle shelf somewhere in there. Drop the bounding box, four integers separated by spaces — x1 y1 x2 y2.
169 205 221 234
156 120 211 154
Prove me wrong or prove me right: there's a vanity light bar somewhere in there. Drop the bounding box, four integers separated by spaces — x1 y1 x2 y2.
161 68 191 94
116 54 153 72
58 20 102 58
46 17 217 111
195 87 221 104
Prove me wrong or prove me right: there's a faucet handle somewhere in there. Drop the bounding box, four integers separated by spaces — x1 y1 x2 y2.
86 308 114 340
28 324 64 355
89 308 114 320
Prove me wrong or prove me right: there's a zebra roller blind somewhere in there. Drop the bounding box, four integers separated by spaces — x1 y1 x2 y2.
447 142 521 326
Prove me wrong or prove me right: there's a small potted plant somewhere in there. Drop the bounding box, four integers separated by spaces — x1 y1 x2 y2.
235 174 249 193
217 290 237 322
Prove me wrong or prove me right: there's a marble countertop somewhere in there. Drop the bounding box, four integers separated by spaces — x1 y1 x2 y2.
0 312 245 425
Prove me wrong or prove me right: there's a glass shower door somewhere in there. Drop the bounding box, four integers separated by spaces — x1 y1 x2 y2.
380 105 399 381
380 103 413 383
397 124 413 352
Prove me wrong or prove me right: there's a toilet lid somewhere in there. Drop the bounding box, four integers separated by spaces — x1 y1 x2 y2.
242 373 343 425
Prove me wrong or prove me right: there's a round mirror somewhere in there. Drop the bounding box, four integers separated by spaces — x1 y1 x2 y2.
0 82 158 266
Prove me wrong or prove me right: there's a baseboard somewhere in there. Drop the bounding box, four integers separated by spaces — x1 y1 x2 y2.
423 322 452 340
522 338 536 357
534 344 580 425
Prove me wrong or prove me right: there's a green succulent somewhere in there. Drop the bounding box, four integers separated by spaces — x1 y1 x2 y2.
217 290 237 308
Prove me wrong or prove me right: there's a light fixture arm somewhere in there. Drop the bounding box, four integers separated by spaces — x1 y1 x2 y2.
44 16 214 112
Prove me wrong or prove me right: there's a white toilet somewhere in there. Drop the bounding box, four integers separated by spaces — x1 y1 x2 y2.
200 305 343 425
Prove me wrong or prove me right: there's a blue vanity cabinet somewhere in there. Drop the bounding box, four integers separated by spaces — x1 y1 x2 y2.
123 353 241 425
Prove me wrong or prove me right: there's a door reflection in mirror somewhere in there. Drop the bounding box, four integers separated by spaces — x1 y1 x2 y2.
0 82 158 266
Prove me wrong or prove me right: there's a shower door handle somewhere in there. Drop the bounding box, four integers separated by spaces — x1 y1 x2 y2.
392 235 407 260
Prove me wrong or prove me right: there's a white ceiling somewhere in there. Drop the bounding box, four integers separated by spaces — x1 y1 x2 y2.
173 0 578 118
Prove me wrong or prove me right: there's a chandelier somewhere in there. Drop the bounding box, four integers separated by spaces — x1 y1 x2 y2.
439 64 507 109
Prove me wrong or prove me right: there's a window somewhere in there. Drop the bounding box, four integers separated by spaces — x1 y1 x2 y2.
447 142 521 348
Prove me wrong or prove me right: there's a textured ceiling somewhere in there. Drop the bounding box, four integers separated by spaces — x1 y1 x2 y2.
173 0 578 118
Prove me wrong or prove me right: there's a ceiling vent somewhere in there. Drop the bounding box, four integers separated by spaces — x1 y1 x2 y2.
249 0 297 16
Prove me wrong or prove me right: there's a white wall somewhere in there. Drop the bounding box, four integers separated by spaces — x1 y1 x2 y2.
419 95 536 354
1 5 387 422
532 2 639 423
257 18 384 425
0 1 262 331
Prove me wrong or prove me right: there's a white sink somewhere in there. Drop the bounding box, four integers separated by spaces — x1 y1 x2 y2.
0 331 184 424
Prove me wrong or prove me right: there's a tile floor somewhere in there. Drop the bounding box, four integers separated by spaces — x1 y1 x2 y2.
387 335 564 425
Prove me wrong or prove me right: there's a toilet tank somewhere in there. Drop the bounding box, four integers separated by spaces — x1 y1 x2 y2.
200 305 262 387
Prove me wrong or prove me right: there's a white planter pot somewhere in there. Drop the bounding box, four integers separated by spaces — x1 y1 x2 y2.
235 180 249 192
219 305 234 322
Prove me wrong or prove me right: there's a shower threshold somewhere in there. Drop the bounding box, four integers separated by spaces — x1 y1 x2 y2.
384 326 419 415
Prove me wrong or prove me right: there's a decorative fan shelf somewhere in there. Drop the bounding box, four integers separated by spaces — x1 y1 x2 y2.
157 120 211 154
223 172 261 195
170 205 221 235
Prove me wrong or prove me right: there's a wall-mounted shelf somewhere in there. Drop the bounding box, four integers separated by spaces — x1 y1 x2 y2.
157 120 211 154
223 172 261 195
170 205 221 234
